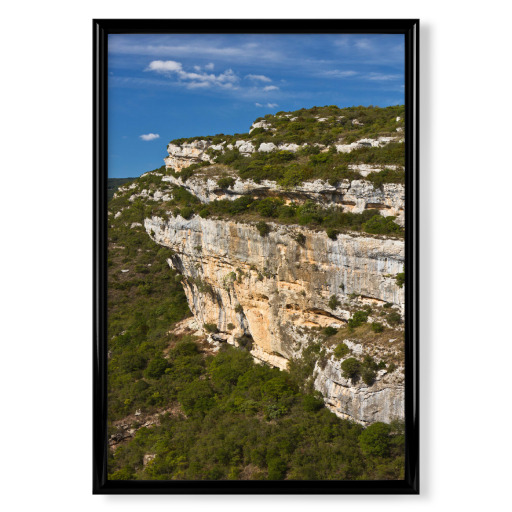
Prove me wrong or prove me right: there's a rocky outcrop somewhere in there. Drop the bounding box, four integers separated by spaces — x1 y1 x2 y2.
161 174 405 226
164 135 403 173
314 350 404 425
335 136 402 153
249 120 273 133
164 140 214 172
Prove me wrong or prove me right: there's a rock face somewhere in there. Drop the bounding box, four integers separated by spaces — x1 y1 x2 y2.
164 140 213 172
314 354 404 424
144 215 405 424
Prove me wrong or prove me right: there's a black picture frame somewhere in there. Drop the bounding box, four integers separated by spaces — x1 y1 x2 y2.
93 18 419 495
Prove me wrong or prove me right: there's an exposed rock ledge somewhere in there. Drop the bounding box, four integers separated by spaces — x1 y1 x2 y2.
162 174 405 226
164 136 403 172
144 215 404 424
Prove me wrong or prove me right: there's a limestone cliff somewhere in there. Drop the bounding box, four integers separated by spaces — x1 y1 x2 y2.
135 105 406 425
144 214 405 424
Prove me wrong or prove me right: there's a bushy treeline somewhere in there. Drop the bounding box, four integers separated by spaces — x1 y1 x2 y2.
109 343 405 481
162 186 404 238
169 104 404 147
213 144 404 186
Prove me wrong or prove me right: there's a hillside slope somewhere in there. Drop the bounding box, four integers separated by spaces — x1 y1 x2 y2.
106 105 406 480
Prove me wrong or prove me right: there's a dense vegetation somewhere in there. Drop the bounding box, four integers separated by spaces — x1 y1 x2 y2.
170 105 404 147
109 343 405 481
156 186 404 238
211 144 404 186
108 197 191 419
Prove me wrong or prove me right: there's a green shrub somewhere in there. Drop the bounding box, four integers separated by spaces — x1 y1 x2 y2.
255 198 283 218
256 221 270 236
180 207 194 220
371 322 384 333
361 367 376 386
387 312 401 326
326 228 339 240
323 326 338 337
367 168 405 188
334 343 350 359
359 422 392 457
227 323 235 330
387 362 397 373
179 165 199 182
144 356 168 379
267 457 287 479
234 304 243 314
177 380 215 416
203 323 219 333
328 295 340 310
302 394 324 412
362 215 402 236
217 177 236 189
341 357 361 380
363 355 378 370
396 271 405 288
348 310 369 329
299 145 321 156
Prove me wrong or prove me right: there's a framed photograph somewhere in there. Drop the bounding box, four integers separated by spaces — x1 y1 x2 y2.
94 18 419 494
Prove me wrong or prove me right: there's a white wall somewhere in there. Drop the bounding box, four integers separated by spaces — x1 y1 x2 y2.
2 1 511 510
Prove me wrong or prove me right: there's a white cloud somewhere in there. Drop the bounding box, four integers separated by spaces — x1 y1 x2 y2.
323 70 358 78
147 60 182 72
139 133 160 141
245 74 272 82
263 85 279 92
255 102 278 108
146 60 239 89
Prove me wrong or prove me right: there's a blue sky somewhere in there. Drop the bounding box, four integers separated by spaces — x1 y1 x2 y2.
108 34 404 178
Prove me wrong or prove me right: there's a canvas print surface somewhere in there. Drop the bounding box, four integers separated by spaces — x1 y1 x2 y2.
106 33 406 481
